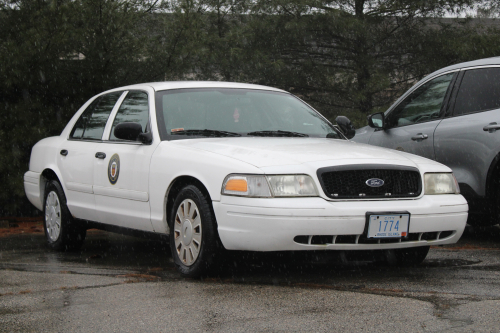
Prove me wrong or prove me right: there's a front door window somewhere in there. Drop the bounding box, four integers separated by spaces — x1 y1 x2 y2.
386 73 454 128
109 91 149 141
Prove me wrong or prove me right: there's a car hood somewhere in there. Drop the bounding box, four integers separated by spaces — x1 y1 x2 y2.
170 137 447 171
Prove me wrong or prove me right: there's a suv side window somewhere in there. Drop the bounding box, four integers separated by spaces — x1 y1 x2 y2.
386 73 454 128
70 92 122 140
454 68 500 116
109 91 149 141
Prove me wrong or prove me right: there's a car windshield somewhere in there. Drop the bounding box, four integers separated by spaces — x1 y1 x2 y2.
155 88 342 140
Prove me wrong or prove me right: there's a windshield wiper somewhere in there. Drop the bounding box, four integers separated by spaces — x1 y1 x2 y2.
170 129 241 137
246 130 309 137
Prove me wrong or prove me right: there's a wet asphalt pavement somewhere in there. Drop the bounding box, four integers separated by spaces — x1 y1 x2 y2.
2 226 500 332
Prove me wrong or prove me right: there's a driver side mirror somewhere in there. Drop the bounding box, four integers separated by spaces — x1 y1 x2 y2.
335 116 355 139
367 112 385 129
114 122 152 144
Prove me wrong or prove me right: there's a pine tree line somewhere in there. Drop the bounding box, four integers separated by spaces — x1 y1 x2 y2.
1 0 499 215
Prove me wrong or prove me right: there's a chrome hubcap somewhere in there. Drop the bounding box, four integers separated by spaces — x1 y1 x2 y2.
45 191 61 242
174 199 202 266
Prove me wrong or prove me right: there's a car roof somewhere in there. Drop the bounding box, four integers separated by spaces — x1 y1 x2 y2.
110 81 287 93
382 57 500 115
431 57 500 77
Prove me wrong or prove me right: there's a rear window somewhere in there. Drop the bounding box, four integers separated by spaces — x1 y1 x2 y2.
70 92 122 140
454 68 500 116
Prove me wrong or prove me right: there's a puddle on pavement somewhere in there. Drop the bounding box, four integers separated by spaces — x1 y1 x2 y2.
422 259 481 267
459 224 500 247
462 264 500 272
0 233 173 273
0 231 492 283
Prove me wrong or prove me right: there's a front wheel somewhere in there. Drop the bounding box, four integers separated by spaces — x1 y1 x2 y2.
385 246 430 266
169 185 220 278
43 180 86 251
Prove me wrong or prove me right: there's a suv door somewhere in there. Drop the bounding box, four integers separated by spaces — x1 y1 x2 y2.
93 90 157 232
435 67 500 201
369 72 456 159
58 92 123 221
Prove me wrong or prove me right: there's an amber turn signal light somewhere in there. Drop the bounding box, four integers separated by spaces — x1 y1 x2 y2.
225 179 248 192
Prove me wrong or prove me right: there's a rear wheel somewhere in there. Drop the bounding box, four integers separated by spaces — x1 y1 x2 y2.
43 180 86 251
472 172 500 227
169 185 220 278
490 185 500 226
465 193 497 227
385 246 429 266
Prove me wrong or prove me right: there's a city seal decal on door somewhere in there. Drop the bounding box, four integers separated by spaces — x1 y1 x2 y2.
108 154 120 185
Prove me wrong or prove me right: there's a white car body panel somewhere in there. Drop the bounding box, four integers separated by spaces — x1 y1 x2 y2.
214 195 467 251
24 81 468 253
172 137 414 167
24 171 42 210
93 141 157 231
149 141 264 233
92 87 159 232
57 139 97 221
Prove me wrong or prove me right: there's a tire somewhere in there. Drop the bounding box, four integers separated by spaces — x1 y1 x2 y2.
465 195 497 227
470 178 500 227
169 184 220 278
385 246 429 266
490 185 500 226
467 213 497 227
43 180 86 251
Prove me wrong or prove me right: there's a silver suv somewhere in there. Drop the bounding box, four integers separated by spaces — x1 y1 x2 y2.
352 57 500 226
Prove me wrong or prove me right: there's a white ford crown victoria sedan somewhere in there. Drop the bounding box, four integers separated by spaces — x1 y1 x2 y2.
24 82 468 277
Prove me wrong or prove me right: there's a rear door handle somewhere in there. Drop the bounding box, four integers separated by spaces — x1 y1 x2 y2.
483 122 500 132
60 149 68 156
95 152 106 159
411 133 428 142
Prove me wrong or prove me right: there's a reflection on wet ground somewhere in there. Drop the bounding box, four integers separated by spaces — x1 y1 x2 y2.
3 225 500 332
1 225 500 287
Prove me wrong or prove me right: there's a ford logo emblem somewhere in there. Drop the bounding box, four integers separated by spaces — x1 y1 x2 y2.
366 178 384 187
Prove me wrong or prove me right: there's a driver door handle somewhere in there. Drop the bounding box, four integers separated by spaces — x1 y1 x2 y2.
411 133 428 142
483 122 500 133
95 152 106 159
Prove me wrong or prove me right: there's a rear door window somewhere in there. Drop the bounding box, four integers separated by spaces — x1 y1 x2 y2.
454 67 500 116
70 92 122 140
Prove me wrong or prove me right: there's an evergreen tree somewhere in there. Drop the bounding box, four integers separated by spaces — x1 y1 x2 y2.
1 0 498 215
0 0 178 215
229 0 476 122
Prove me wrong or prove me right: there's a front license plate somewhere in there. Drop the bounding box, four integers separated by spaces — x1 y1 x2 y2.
367 214 410 238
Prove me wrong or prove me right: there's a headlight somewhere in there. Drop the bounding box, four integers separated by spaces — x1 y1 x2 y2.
424 173 460 195
222 175 271 197
222 174 318 197
267 175 318 197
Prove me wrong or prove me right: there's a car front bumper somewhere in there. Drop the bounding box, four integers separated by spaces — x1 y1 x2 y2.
24 171 43 211
213 195 468 251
